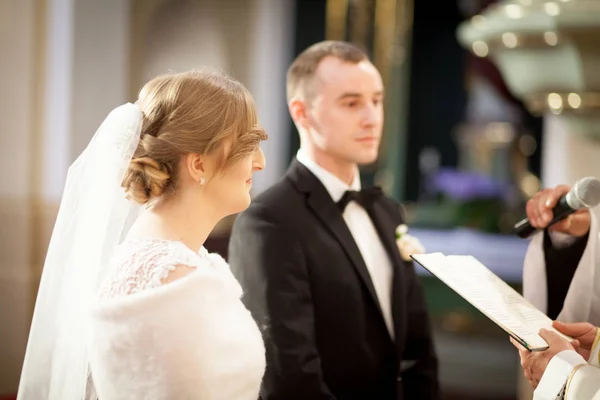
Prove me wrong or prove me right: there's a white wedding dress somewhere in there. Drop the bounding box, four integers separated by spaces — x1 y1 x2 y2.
87 238 265 400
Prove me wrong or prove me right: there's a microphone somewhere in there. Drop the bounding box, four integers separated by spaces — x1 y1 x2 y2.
515 176 600 239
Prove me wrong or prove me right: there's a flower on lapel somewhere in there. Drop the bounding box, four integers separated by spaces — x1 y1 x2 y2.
395 224 425 261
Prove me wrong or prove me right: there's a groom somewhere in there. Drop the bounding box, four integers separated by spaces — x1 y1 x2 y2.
228 40 439 400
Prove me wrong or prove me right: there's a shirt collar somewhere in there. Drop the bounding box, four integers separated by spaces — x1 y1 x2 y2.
296 149 361 202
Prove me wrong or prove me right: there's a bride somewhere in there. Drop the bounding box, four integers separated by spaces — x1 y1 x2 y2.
17 70 268 399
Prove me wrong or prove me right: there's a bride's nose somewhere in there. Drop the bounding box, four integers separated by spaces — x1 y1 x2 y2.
252 148 266 172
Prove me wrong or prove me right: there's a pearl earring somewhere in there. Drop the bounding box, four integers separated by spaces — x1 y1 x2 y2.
199 177 206 186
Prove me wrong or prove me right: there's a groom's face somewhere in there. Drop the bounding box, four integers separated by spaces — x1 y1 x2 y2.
305 56 384 166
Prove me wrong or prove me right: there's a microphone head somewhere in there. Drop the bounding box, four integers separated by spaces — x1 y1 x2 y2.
566 176 600 209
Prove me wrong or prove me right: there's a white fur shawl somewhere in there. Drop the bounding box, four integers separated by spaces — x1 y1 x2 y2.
88 257 265 400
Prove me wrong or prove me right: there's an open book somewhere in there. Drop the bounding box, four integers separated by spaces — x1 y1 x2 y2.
412 252 571 351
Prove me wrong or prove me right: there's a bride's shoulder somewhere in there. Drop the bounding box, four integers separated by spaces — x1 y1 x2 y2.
114 238 206 272
101 239 237 298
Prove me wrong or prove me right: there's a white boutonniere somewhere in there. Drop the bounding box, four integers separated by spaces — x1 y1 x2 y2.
395 224 425 261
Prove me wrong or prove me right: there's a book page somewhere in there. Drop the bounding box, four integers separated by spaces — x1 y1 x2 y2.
412 253 571 351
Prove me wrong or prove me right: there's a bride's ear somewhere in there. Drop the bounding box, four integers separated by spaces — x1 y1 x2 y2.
184 153 206 185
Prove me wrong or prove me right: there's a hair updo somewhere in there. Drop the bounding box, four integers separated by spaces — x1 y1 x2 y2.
121 70 267 205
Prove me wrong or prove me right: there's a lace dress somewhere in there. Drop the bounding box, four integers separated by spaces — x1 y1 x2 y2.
87 239 265 400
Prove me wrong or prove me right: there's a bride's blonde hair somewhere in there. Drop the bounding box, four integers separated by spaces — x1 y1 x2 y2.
122 70 267 205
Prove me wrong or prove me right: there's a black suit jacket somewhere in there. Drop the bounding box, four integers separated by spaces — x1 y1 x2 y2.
228 160 439 400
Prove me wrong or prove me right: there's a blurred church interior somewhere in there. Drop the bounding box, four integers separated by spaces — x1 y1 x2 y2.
3 0 600 399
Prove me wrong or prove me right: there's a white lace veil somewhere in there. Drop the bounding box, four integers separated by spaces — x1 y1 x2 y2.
17 103 144 399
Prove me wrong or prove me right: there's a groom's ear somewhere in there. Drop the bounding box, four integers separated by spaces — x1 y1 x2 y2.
289 98 311 130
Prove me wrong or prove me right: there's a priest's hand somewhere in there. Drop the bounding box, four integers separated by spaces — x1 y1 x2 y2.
526 185 591 237
553 321 597 360
510 328 576 388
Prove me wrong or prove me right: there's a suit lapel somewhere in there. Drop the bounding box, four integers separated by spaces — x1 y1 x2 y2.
286 161 384 318
366 201 405 271
366 201 407 352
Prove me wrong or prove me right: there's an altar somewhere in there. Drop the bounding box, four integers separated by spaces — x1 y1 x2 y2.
411 227 529 282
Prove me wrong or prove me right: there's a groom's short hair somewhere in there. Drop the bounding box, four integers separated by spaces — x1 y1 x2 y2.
286 40 369 103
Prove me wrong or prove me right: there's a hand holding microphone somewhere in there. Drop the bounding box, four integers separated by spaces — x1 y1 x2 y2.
515 177 600 238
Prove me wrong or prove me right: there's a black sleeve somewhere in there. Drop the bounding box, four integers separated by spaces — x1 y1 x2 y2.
390 201 440 399
228 206 337 400
399 251 440 399
543 229 589 320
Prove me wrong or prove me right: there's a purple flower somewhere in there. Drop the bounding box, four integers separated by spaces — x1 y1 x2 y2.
429 168 506 201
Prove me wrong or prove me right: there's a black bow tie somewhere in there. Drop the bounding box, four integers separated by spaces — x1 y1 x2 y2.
337 187 383 211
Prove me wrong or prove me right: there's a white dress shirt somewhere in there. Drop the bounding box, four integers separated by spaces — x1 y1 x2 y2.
296 150 395 339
